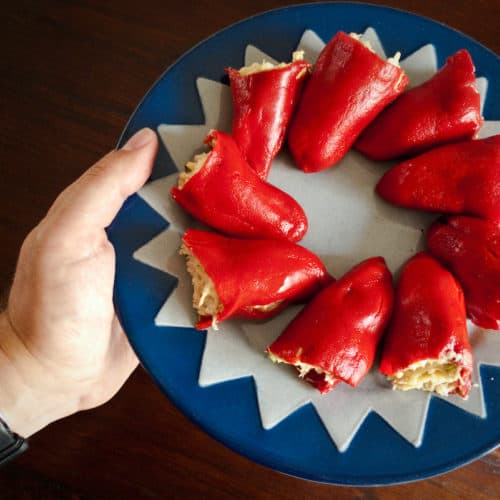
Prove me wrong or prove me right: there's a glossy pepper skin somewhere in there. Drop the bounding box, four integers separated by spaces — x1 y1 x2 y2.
379 252 473 398
427 215 500 330
287 31 408 173
226 59 310 179
267 257 394 393
182 229 332 330
171 130 308 242
376 135 500 222
356 50 483 160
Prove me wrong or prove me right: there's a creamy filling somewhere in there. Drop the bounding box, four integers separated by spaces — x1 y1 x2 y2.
268 352 338 386
251 301 284 313
349 32 401 67
238 50 306 76
388 351 466 396
180 244 222 330
177 152 209 189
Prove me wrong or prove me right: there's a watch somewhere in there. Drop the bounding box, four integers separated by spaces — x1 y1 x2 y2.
0 415 28 465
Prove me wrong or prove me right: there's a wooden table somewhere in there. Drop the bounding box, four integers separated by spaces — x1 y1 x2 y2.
1 1 498 497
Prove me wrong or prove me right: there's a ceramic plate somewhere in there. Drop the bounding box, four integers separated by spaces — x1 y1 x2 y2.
108 3 500 485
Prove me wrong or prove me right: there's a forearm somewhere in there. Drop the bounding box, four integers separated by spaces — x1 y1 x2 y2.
0 311 41 437
0 312 75 437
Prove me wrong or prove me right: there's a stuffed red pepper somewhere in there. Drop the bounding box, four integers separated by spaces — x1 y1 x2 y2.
376 135 500 222
171 130 308 242
288 31 408 173
226 51 310 179
379 252 473 398
356 50 483 160
267 257 394 393
180 229 332 330
427 215 500 330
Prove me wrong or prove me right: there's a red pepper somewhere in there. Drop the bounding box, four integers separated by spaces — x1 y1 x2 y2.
356 50 483 160
287 31 408 173
376 135 500 222
181 229 332 330
171 130 308 242
427 215 500 330
379 252 473 398
266 257 394 393
226 58 310 179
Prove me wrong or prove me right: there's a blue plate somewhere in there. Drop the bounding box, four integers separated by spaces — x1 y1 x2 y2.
109 2 499 485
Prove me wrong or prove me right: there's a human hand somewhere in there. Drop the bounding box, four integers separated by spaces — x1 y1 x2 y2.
0 128 158 437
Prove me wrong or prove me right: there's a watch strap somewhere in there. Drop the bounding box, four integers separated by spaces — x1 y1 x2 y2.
0 415 28 465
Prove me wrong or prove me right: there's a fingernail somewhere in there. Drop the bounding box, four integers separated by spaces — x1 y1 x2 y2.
122 128 155 151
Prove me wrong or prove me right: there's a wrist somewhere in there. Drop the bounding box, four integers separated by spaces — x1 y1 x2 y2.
0 312 77 437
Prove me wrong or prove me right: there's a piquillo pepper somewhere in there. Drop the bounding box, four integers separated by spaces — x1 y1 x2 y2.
427 215 500 330
287 31 408 173
180 229 332 330
226 52 310 179
267 257 394 393
171 130 308 242
379 252 473 398
376 135 500 222
356 50 483 160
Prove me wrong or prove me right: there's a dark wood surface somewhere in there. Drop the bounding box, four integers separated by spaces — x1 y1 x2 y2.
0 1 498 498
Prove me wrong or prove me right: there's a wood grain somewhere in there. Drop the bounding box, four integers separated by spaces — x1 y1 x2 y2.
0 1 498 497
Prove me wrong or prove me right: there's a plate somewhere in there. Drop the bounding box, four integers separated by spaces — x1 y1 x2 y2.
108 3 500 485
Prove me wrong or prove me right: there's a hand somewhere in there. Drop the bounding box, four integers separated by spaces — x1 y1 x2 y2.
0 128 158 437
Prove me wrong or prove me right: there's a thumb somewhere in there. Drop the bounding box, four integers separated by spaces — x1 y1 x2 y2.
46 128 158 234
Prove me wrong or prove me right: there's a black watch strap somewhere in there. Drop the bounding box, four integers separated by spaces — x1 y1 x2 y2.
0 415 28 465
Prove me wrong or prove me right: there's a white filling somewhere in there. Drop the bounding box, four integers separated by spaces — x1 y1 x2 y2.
389 351 466 396
268 352 338 386
238 50 306 76
349 32 401 67
177 152 209 189
251 301 284 313
386 52 402 67
180 244 222 329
